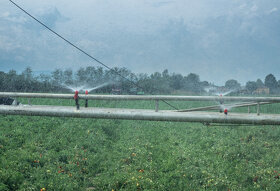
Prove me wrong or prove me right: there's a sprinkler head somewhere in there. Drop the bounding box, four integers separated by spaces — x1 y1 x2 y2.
85 90 88 95
75 90 79 95
224 108 228 115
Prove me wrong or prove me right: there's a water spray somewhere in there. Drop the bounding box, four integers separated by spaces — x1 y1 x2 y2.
63 82 110 93
64 85 85 92
85 82 110 93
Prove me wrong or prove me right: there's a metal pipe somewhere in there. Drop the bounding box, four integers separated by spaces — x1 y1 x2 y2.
257 102 260 116
1 92 280 102
176 102 271 112
155 100 159 112
1 105 280 125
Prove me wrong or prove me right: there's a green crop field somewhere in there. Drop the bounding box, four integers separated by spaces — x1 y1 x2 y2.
1 99 280 190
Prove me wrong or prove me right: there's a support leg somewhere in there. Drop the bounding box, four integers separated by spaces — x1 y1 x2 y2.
85 99 88 108
257 102 260 116
155 100 159 112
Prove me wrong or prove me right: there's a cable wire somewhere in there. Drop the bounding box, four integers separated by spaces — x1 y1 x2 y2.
9 0 179 110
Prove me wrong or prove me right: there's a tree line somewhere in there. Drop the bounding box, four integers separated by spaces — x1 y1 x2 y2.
0 66 279 95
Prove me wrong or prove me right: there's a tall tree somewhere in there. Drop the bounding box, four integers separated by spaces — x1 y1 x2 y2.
22 67 33 81
225 79 241 90
184 73 202 93
76 67 87 83
63 69 73 85
256 79 264 88
265 74 278 94
246 81 257 94
170 73 184 90
0 71 6 91
52 69 63 85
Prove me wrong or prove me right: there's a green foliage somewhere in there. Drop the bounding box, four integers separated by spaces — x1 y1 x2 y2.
0 67 210 94
1 99 280 190
246 81 258 93
265 74 279 94
225 79 241 90
3 67 280 96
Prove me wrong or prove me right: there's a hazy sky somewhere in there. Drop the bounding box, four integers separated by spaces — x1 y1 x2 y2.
0 0 280 85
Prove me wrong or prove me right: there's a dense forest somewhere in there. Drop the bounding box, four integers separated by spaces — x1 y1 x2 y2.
0 66 279 95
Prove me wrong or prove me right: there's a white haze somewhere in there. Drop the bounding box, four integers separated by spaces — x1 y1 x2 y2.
84 82 110 93
63 82 110 93
63 85 85 92
214 90 233 96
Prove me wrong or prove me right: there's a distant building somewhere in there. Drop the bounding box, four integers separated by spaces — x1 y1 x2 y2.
253 87 270 95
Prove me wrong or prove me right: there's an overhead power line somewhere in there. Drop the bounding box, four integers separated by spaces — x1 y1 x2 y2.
9 0 179 110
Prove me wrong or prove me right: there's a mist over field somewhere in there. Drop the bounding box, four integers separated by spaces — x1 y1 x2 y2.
0 0 280 85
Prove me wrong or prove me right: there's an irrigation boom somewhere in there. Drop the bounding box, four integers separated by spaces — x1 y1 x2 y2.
1 92 279 125
1 105 280 125
1 92 280 102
